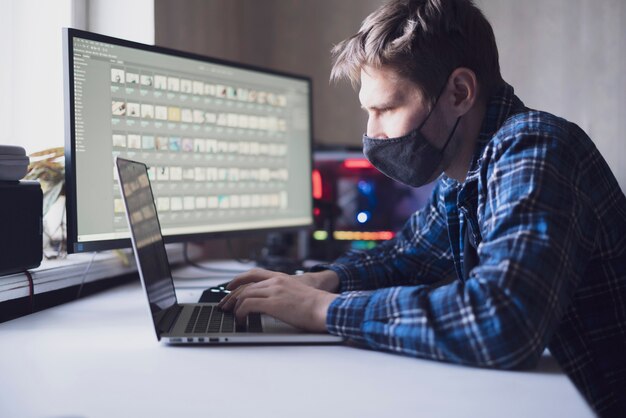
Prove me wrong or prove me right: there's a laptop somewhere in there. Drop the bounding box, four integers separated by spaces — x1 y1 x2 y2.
115 156 343 344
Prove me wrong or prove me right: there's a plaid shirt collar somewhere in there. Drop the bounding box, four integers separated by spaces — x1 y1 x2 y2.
442 82 526 196
473 82 525 173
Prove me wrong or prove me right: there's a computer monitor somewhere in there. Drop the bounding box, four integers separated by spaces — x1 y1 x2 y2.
63 28 313 253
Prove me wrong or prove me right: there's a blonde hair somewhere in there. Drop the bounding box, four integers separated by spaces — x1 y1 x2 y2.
331 0 503 103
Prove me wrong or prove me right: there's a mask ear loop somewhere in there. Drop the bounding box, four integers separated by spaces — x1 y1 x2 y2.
417 72 453 131
417 72 461 158
439 115 461 154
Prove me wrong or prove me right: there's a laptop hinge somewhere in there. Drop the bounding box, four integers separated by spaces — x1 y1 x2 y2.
157 304 183 334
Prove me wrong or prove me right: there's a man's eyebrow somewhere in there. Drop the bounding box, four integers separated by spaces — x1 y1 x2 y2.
361 89 406 110
360 101 396 111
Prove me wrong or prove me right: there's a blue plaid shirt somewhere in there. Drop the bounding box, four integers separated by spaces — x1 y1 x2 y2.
315 83 626 417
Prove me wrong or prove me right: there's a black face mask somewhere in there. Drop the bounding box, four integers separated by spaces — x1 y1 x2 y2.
362 92 461 188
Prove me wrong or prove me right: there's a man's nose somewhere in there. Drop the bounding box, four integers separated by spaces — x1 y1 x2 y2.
366 117 388 139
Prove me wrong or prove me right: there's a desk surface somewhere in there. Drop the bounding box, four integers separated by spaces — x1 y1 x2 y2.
0 270 594 418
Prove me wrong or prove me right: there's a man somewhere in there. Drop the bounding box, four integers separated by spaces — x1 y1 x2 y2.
219 0 626 415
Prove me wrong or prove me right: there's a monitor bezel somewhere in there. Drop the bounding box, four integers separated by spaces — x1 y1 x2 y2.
63 28 314 254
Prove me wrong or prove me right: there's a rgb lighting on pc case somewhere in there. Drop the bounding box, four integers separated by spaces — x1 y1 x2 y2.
310 150 435 261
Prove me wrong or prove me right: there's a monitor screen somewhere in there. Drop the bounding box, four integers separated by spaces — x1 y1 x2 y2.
63 28 313 253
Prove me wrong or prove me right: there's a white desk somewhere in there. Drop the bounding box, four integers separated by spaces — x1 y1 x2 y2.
0 271 594 418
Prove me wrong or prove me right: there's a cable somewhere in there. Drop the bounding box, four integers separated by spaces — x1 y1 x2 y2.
24 270 35 313
76 251 98 299
182 242 248 274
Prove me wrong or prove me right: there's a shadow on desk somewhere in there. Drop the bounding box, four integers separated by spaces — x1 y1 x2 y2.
328 339 566 376
531 352 564 375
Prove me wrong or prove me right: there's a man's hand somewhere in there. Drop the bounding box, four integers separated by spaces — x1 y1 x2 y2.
217 269 339 332
224 267 340 293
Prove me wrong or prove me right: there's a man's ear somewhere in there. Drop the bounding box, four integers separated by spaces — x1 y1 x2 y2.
446 67 478 116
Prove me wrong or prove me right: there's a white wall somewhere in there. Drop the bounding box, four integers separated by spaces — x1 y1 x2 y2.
0 0 74 155
477 0 626 191
0 0 15 150
87 0 154 45
0 0 154 156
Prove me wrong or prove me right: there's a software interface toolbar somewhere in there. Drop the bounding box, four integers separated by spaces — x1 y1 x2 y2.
71 36 312 243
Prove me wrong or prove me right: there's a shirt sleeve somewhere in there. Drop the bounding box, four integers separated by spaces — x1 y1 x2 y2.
312 181 456 292
326 127 598 369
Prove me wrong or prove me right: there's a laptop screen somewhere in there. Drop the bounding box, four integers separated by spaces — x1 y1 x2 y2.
116 157 177 332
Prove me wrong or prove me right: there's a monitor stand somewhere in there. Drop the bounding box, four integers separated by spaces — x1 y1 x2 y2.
255 232 303 274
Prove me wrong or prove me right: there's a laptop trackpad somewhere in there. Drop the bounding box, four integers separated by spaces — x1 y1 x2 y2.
261 315 303 334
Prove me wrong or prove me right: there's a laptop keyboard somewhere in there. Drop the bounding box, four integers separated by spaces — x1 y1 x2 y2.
185 305 262 334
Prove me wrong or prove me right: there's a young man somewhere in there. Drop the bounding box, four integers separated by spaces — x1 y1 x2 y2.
219 0 626 415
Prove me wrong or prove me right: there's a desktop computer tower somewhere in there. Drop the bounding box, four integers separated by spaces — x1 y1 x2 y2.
310 150 434 261
0 181 43 276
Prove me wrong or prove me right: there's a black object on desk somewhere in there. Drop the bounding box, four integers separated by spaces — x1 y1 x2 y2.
0 181 43 276
198 282 231 303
